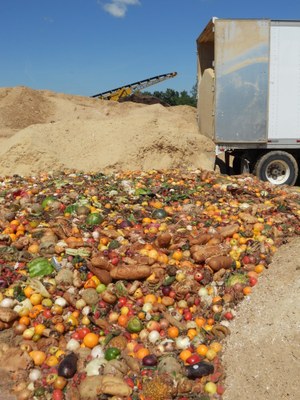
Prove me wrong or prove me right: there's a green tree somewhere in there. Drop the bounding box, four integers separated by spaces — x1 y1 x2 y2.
143 84 197 107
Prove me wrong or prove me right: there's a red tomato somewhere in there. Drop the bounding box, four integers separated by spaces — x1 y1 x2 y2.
194 271 204 282
224 312 234 320
184 311 193 321
71 331 81 340
52 389 64 400
43 309 52 319
87 272 93 279
118 297 127 307
249 277 258 287
77 327 90 339
186 354 201 364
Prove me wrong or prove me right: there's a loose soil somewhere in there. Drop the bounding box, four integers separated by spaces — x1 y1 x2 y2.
0 86 215 176
0 86 299 399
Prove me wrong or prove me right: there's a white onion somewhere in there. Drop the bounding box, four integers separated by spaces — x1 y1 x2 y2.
148 330 160 344
92 231 100 240
66 338 81 352
142 302 153 312
198 287 208 297
139 329 149 341
91 345 105 359
82 306 91 315
0 298 15 308
29 369 41 382
55 297 67 307
175 336 191 350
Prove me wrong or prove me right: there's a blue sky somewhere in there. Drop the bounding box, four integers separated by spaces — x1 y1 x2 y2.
0 0 299 96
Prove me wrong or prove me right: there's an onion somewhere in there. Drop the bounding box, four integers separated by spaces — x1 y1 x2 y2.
66 339 81 352
91 345 105 359
142 302 153 312
14 323 27 335
82 306 91 316
0 298 15 308
139 329 149 341
175 336 191 350
55 297 67 307
198 287 208 297
29 368 42 381
159 318 170 330
148 330 160 344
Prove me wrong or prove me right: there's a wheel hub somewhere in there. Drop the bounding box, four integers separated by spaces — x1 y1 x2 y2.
266 160 290 184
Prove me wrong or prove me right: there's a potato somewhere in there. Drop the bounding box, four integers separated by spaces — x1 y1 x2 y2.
191 245 226 263
0 307 19 323
157 232 172 248
207 256 233 272
110 265 152 280
217 224 239 238
87 264 112 285
91 255 112 271
79 375 132 399
189 233 214 246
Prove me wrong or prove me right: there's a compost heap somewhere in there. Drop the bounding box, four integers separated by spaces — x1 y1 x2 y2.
0 86 214 176
0 168 300 400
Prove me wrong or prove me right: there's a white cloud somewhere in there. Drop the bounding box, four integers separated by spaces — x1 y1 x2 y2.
101 0 140 18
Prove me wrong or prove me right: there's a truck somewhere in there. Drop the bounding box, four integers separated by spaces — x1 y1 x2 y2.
196 18 300 185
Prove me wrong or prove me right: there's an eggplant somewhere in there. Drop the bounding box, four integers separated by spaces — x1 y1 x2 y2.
58 352 78 379
185 361 214 379
142 354 158 367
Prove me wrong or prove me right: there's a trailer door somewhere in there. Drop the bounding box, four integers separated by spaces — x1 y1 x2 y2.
214 19 270 143
268 21 300 140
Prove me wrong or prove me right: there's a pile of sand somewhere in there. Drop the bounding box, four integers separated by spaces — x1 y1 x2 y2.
0 86 215 176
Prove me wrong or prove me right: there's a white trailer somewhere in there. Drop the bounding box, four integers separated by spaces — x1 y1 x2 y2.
197 18 300 185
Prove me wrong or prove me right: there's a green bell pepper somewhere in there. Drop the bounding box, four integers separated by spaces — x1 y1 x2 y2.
28 257 54 278
104 347 120 361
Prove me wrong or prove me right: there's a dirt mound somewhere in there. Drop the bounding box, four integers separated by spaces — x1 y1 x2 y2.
0 86 215 176
0 86 53 132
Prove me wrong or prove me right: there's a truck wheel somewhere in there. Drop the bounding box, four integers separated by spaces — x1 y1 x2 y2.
254 151 298 185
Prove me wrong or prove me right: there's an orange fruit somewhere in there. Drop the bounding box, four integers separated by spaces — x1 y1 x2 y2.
254 264 264 274
19 316 30 326
30 293 43 306
172 250 183 261
143 294 157 304
196 344 208 357
34 324 46 335
167 326 179 338
83 332 99 348
179 349 192 362
117 314 128 327
243 286 252 295
195 317 206 328
135 347 150 359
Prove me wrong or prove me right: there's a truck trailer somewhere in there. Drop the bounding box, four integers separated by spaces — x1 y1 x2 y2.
197 18 300 185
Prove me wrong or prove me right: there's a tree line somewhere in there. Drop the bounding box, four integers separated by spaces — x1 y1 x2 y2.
143 84 197 107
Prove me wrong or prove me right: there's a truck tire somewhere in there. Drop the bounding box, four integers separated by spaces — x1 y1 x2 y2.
254 151 298 186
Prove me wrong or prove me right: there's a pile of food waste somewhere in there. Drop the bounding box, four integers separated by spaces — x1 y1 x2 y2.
0 169 300 400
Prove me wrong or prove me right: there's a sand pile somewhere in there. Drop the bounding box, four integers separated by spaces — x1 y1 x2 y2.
0 86 215 176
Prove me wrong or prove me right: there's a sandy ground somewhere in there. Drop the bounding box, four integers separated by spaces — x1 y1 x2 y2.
0 86 215 176
223 238 300 400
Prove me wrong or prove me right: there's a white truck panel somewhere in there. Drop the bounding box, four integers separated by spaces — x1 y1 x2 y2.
268 23 300 139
